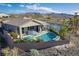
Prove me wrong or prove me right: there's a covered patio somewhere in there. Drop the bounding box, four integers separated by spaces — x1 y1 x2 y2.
2 17 48 39
16 19 48 39
18 25 44 39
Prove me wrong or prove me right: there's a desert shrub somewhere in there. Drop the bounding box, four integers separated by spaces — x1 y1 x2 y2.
10 32 18 39
30 49 41 56
30 39 42 43
14 39 43 43
14 39 34 43
24 37 43 43
1 47 19 56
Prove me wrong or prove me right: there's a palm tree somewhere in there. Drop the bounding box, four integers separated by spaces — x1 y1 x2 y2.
74 12 79 34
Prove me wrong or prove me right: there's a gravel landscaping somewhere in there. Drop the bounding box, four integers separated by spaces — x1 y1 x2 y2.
38 34 79 56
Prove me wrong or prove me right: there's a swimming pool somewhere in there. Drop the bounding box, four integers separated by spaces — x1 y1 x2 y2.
23 31 60 42
37 32 60 42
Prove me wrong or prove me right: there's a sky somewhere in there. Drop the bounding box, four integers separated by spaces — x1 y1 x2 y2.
0 3 79 14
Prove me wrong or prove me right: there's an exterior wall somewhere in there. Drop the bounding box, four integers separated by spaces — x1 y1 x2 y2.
2 24 17 33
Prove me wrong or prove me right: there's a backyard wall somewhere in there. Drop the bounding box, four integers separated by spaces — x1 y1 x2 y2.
15 38 69 51
0 30 69 51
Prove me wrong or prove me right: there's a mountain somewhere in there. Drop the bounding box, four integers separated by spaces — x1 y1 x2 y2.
45 13 74 18
8 12 74 19
25 12 74 17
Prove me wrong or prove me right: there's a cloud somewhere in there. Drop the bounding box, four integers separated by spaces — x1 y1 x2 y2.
26 4 61 14
62 10 79 15
0 3 12 7
72 10 79 15
7 4 12 7
19 4 25 7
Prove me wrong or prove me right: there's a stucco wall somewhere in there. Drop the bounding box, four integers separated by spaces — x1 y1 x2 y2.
3 24 17 32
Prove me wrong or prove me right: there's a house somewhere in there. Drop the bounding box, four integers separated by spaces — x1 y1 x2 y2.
0 19 3 27
2 17 48 39
0 13 10 18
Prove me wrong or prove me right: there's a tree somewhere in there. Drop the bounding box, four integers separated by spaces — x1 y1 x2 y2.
59 25 68 37
68 12 79 34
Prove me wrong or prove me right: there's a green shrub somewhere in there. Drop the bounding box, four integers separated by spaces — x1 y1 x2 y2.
10 32 18 39
14 39 43 43
59 25 68 36
30 49 41 56
14 40 27 43
35 39 43 42
49 29 59 35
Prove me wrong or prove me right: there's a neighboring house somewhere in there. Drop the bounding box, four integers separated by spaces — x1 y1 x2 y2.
0 23 1 28
0 19 3 27
0 13 10 18
2 17 48 39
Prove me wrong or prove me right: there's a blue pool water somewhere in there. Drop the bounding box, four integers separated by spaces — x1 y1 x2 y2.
37 32 57 42
24 32 59 42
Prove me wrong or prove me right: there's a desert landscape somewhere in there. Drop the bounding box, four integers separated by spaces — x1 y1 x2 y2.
0 3 79 56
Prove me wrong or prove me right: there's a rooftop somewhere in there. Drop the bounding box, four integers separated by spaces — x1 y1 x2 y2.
3 17 48 27
0 13 9 16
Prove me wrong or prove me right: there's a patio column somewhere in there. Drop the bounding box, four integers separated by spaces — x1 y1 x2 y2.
24 28 26 34
39 26 42 32
19 27 22 39
15 27 18 34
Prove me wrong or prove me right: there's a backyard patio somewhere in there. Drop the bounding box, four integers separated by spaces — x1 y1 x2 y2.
2 17 48 39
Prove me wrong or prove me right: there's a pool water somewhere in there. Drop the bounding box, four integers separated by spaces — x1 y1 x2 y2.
37 32 59 42
24 32 60 42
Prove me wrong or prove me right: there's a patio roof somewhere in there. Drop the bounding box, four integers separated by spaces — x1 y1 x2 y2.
3 17 48 27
